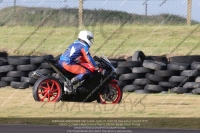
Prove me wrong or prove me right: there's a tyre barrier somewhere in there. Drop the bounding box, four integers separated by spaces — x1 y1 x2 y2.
0 54 55 89
1 51 200 95
110 51 200 95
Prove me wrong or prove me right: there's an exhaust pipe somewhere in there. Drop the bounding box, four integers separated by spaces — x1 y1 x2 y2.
31 71 44 79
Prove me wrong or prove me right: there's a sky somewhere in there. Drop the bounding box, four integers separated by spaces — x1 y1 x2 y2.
0 0 199 22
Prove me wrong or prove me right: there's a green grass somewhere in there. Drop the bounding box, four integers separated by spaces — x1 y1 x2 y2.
0 24 200 58
1 87 200 118
1 87 200 129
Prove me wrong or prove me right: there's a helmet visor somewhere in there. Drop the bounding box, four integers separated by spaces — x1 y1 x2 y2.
87 35 94 44
90 38 94 44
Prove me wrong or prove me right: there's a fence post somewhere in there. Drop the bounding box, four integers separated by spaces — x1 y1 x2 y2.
187 0 192 25
14 0 16 11
142 0 148 16
79 0 83 28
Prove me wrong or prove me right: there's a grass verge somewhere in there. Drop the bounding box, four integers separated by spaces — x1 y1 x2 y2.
0 87 200 129
0 25 199 58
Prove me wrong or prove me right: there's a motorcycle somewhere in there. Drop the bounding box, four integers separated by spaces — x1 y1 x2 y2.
32 55 123 104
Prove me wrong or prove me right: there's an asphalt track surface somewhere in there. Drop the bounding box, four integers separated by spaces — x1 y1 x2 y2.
0 125 200 133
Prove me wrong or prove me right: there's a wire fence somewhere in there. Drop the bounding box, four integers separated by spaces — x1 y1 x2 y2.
0 0 199 27
0 0 200 57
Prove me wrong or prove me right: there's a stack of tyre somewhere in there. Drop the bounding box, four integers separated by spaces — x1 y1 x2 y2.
116 51 171 94
168 56 200 95
0 53 55 89
0 52 9 88
2 50 200 95
115 52 200 95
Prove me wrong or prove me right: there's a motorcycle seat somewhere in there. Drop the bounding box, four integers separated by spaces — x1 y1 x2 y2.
45 58 76 79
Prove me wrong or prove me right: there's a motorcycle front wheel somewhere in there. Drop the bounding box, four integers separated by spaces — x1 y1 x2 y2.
33 76 62 102
97 83 122 104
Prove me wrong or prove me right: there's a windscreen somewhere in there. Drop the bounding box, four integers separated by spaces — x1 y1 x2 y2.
101 55 111 64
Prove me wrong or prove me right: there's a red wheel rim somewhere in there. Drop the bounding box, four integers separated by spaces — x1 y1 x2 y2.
98 83 121 104
37 79 61 102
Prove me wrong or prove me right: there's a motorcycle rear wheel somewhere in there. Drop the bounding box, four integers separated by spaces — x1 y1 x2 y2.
97 83 122 104
33 76 62 102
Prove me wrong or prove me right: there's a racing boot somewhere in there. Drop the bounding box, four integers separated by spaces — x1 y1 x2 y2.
64 81 73 94
71 77 79 86
64 77 79 94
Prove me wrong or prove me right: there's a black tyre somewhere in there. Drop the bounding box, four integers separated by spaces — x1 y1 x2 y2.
123 84 144 92
36 69 55 75
7 71 28 77
7 56 30 65
170 55 200 64
123 85 135 92
118 80 133 87
160 91 169 94
40 62 52 69
126 56 132 61
0 81 9 87
144 85 166 92
21 77 31 83
0 51 8 58
145 73 166 82
181 70 200 77
1 77 20 82
191 62 200 70
132 51 146 62
29 77 38 84
110 61 117 68
0 57 6 59
183 82 200 89
134 89 150 94
0 65 16 73
192 88 200 94
143 60 166 70
30 56 44 64
32 76 62 102
117 61 141 68
159 82 179 88
21 76 37 84
133 78 155 85
115 67 132 75
0 72 7 77
154 70 179 77
132 67 152 73
0 58 8 66
119 73 144 80
97 83 123 104
146 56 168 64
17 64 38 71
167 62 190 70
109 58 126 62
30 55 54 64
171 87 189 94
169 76 187 83
10 81 29 89
195 76 200 82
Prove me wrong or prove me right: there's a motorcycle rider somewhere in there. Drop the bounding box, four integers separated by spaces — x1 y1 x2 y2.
59 30 100 93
